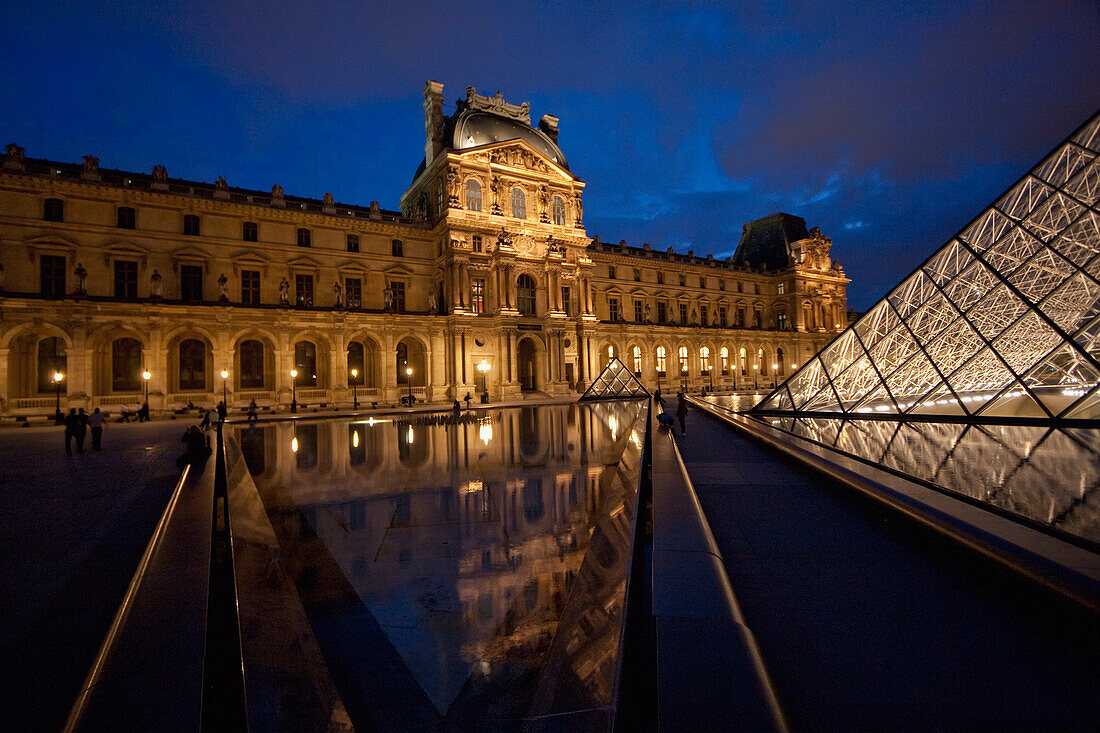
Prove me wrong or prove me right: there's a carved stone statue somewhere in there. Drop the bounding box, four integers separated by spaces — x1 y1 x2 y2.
5 143 24 161
332 280 343 309
644 302 652 322
82 155 99 174
217 273 228 301
383 284 395 312
691 307 698 325
445 167 460 205
271 184 284 198
151 164 167 181
496 227 512 250
428 284 438 315
323 192 335 206
573 194 583 224
215 176 228 190
278 277 290 304
150 269 162 298
490 176 503 213
74 262 88 295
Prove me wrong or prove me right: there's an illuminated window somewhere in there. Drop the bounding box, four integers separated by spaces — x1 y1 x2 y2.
740 347 747 375
632 345 642 374
472 235 482 252
517 274 536 316
777 313 788 330
700 346 711 374
720 347 729 374
552 195 566 225
471 278 485 314
511 188 526 219
655 346 667 375
777 282 786 295
607 345 615 363
466 179 482 211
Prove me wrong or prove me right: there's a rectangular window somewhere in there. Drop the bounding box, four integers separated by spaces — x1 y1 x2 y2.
113 260 137 299
472 278 485 314
183 214 200 236
634 299 644 322
40 254 66 296
297 228 311 247
736 308 745 327
700 308 708 327
346 233 359 252
295 274 313 306
242 221 258 241
389 280 406 312
241 270 260 305
345 277 362 308
608 297 620 321
754 283 760 294
777 313 788 330
777 282 786 295
472 235 483 253
719 306 727 327
679 274 686 286
117 207 136 229
719 279 726 291
657 300 667 324
737 281 743 293
753 308 762 328
634 269 641 282
700 276 707 288
44 198 64 222
561 286 571 316
391 239 403 257
608 265 616 279
181 265 203 301
657 271 664 285
679 302 688 323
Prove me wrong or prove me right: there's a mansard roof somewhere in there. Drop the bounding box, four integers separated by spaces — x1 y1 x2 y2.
730 212 809 270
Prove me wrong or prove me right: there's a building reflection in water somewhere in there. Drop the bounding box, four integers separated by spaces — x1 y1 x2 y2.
233 400 645 729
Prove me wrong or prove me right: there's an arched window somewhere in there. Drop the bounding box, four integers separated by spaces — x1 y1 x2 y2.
239 340 265 388
739 347 747 375
179 339 206 391
517 274 536 316
777 347 785 375
632 345 642 374
700 346 711 374
37 337 67 393
347 342 364 385
757 347 765 374
294 341 317 386
112 338 142 392
720 346 729 374
678 346 688 376
396 342 409 384
655 346 667 375
552 195 566 225
511 188 526 219
466 179 482 212
606 345 615 364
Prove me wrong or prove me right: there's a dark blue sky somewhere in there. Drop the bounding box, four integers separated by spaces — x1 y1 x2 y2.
2 1 1097 309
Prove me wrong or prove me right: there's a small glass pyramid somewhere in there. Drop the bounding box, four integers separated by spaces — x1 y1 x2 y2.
579 356 650 401
756 110 1100 421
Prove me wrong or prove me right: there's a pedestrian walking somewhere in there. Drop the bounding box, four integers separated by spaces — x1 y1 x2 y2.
217 400 228 423
654 386 665 410
247 399 258 423
137 401 150 422
199 407 211 430
464 392 472 409
63 408 78 455
88 407 106 451
676 392 689 435
74 408 89 453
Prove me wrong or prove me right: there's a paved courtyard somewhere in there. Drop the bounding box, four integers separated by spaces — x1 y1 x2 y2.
0 417 195 731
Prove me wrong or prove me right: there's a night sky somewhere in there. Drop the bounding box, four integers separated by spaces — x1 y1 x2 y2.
2 1 1097 309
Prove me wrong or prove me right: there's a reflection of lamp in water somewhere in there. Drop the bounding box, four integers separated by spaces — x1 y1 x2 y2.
367 416 375 427
291 436 299 453
407 425 414 444
352 430 359 449
479 419 493 446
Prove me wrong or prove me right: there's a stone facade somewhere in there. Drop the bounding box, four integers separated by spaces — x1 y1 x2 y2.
0 82 848 416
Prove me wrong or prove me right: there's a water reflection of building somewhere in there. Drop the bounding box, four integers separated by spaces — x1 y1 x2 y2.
237 402 642 714
0 82 848 418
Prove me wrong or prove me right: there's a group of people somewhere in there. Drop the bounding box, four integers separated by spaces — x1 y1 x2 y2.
118 402 150 423
63 407 107 454
654 387 690 435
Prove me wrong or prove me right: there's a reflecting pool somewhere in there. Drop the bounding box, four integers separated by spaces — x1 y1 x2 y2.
230 400 646 731
701 394 1100 544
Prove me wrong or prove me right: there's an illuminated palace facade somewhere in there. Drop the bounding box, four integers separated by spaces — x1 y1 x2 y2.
0 82 848 416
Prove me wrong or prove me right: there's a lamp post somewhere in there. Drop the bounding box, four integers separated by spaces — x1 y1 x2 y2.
680 364 688 392
753 363 759 391
220 369 229 406
772 362 778 389
290 369 298 413
350 368 359 409
477 359 491 403
405 366 413 405
53 371 65 424
708 357 715 392
142 370 151 405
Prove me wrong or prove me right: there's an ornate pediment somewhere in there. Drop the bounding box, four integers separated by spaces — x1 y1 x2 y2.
455 140 573 180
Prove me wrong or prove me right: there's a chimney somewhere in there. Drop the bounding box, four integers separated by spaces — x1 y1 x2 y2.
538 114 559 143
424 80 445 166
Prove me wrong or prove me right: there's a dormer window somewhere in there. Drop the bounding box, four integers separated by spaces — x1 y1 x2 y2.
511 188 526 219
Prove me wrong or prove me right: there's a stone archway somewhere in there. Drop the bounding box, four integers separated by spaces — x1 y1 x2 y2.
517 336 541 391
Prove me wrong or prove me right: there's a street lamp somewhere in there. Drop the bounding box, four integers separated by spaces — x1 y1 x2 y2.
772 362 778 388
142 370 151 405
753 363 759 391
290 368 298 413
680 364 688 391
350 368 359 409
220 369 229 406
405 366 413 405
477 359 491 403
53 371 65 424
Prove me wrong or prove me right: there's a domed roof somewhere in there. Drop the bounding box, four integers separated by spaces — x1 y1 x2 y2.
451 111 569 170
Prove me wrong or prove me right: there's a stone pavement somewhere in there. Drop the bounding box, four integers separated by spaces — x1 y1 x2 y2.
667 405 1100 731
0 418 196 732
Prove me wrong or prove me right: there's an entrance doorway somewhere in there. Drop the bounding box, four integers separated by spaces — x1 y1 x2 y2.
517 338 538 391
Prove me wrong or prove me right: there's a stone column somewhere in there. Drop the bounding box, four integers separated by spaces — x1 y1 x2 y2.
508 330 517 382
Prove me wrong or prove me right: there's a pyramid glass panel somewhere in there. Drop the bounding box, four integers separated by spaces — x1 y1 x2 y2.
755 110 1100 422
579 356 649 400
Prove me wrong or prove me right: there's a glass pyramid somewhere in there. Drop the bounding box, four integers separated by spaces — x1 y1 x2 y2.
580 356 650 400
756 110 1100 422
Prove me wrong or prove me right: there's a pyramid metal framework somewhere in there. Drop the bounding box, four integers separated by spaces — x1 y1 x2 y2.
579 356 650 400
756 110 1100 422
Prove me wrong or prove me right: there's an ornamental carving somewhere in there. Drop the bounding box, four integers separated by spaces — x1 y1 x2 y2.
489 145 550 172
803 227 833 270
152 164 167 181
82 155 99 174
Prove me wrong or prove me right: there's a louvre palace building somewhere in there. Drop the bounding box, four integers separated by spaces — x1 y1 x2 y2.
0 82 849 416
